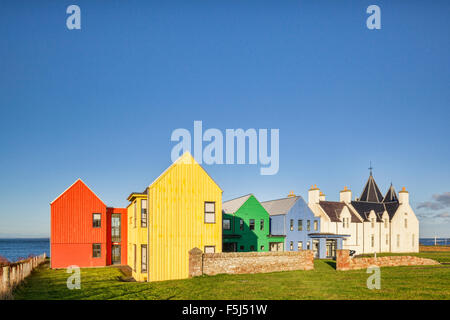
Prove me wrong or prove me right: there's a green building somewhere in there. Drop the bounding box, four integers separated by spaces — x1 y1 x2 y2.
222 194 285 252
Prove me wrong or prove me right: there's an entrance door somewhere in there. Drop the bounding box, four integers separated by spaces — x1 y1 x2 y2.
326 240 337 259
112 245 121 265
223 242 237 252
313 240 320 258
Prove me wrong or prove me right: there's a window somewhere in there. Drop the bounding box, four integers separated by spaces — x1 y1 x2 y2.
307 220 311 231
204 202 216 223
223 219 231 230
298 241 303 251
239 245 244 251
141 245 147 272
249 219 255 230
290 219 294 231
290 241 293 251
204 246 215 253
93 213 101 228
111 214 121 242
260 245 265 251
314 220 318 231
134 202 137 228
386 234 389 245
92 243 101 258
250 245 255 251
404 218 408 228
384 219 388 228
397 234 400 247
141 199 147 228
133 244 137 271
371 218 375 228
239 219 244 230
306 241 311 250
371 235 374 248
412 234 415 247
260 219 264 231
298 219 303 231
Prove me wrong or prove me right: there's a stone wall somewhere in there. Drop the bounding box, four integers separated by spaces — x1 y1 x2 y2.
336 250 439 271
0 253 46 299
189 248 314 277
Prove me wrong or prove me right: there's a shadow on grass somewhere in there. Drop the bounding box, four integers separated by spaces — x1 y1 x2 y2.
324 260 336 269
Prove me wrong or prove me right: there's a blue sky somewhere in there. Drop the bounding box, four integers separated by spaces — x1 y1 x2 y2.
0 0 449 237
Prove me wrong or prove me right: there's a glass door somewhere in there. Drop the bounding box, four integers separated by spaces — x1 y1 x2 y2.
112 245 121 264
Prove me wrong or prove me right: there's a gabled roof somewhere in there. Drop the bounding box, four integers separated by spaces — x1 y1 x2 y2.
222 194 253 214
383 184 398 203
319 201 361 223
149 151 222 192
359 173 384 202
50 178 106 206
350 200 399 221
261 196 301 216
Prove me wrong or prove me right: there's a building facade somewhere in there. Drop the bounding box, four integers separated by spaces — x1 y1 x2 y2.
127 152 223 282
50 179 127 268
261 193 322 256
308 172 419 256
222 194 285 252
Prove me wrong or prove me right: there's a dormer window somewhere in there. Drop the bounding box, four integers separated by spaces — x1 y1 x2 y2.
371 218 375 228
404 218 408 228
384 219 388 228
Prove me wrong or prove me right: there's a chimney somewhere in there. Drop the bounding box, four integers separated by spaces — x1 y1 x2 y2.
319 191 326 201
287 190 296 198
399 186 409 204
340 186 352 203
308 184 320 205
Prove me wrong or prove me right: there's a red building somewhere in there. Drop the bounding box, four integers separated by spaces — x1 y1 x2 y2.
50 179 127 268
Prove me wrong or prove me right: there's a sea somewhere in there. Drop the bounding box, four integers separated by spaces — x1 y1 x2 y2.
0 238 50 263
0 237 448 263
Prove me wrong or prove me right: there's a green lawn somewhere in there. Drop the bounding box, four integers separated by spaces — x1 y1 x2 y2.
13 252 450 300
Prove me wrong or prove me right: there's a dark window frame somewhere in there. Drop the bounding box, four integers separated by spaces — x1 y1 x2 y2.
307 220 311 231
204 201 216 224
260 219 264 231
223 219 231 230
249 219 255 230
298 219 303 231
92 243 101 258
93 213 102 228
141 244 147 272
239 219 244 230
141 199 148 228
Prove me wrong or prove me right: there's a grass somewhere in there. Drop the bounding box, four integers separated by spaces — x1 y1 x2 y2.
13 252 450 300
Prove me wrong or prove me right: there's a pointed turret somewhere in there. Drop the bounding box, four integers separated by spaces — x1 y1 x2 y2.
383 184 398 203
359 173 384 202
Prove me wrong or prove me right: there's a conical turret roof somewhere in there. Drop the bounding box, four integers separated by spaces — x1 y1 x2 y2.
359 173 384 202
382 184 398 203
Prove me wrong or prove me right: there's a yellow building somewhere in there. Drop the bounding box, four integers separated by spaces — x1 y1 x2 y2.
127 152 222 282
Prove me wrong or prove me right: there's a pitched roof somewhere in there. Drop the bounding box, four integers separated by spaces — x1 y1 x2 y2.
261 196 300 216
359 173 384 202
350 200 399 221
222 194 252 214
383 184 398 203
319 201 361 223
50 179 106 206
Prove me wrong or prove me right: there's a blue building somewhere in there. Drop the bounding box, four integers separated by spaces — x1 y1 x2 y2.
261 193 321 257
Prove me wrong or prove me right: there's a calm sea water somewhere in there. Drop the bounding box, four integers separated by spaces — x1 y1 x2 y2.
0 238 50 262
419 238 450 246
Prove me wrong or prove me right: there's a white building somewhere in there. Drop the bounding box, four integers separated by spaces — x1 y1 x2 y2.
308 172 419 255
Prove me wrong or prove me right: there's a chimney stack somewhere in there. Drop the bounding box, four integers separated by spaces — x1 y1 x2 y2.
398 186 409 205
308 184 320 205
340 186 352 203
319 191 326 201
287 190 296 198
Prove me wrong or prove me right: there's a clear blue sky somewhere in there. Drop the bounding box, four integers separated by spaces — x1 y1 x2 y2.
0 0 449 237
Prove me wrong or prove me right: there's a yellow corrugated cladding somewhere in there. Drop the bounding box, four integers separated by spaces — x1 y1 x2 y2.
146 152 222 282
127 193 148 281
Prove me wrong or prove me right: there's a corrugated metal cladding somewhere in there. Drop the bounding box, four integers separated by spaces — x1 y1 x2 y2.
147 152 222 282
50 179 127 268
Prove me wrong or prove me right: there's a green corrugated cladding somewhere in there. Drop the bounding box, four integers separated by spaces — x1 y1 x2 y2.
222 195 284 252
